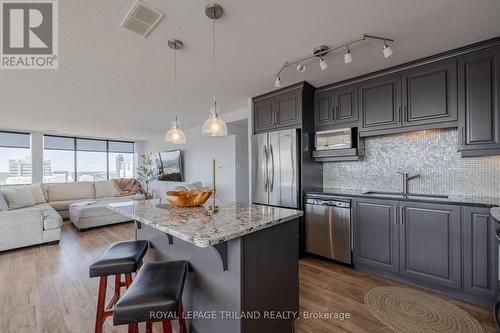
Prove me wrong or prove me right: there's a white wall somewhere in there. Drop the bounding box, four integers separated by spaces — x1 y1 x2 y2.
137 109 250 202
228 119 249 203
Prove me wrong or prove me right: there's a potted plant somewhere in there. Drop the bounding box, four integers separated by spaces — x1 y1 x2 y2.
136 153 157 199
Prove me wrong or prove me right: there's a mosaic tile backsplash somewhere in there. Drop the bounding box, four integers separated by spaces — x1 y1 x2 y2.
323 128 500 196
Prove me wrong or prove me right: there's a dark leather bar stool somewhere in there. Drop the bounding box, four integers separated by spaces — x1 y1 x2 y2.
89 240 149 333
113 260 189 333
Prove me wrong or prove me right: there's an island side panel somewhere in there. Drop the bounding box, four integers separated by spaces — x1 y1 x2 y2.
137 223 242 333
241 218 300 333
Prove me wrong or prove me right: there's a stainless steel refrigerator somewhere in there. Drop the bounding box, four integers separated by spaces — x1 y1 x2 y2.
252 129 299 208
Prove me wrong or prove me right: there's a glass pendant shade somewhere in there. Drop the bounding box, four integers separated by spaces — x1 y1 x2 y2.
202 107 227 137
165 118 186 144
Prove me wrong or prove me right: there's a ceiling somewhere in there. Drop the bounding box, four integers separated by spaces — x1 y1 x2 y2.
1 0 500 140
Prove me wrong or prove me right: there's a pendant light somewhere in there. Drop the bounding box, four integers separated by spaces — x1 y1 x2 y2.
165 39 186 144
202 4 227 137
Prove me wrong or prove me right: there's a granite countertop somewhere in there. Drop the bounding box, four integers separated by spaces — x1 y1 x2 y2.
304 187 500 208
107 199 303 248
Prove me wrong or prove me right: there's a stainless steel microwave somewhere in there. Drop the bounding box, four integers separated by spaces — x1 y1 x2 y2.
315 128 353 150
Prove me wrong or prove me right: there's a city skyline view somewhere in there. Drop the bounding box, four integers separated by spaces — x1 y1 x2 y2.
0 149 134 185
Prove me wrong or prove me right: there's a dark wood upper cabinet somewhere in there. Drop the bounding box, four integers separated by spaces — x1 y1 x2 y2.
333 85 359 124
359 74 401 131
358 61 458 134
253 82 314 134
458 46 500 156
254 96 276 133
353 199 399 272
276 90 301 128
399 203 461 289
314 90 333 128
462 206 497 299
314 84 359 130
402 59 458 126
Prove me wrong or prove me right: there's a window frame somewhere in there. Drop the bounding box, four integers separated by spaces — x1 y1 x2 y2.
43 135 134 183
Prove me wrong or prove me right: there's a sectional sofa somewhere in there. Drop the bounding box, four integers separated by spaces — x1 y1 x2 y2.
0 180 144 252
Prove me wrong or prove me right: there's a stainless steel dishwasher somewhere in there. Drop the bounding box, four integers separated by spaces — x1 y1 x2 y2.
305 196 352 264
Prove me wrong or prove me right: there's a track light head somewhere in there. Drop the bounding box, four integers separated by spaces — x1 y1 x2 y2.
383 42 393 58
319 58 328 71
344 48 352 64
296 63 306 72
275 76 281 88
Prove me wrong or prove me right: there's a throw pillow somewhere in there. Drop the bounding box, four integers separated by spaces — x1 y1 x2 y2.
0 187 35 210
26 183 46 204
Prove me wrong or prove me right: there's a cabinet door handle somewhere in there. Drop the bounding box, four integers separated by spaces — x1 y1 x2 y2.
274 111 279 124
398 106 402 123
461 126 465 145
403 106 408 122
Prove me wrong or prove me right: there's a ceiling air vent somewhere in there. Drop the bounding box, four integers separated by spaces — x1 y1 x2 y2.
121 1 164 37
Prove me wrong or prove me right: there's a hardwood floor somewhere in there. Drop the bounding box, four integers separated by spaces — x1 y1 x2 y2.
0 221 496 333
296 257 497 333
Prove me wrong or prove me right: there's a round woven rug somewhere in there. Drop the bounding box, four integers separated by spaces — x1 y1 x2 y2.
364 286 484 333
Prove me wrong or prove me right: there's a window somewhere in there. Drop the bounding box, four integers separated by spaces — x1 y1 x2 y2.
43 136 75 183
0 132 32 185
108 141 135 179
43 135 134 183
76 139 107 182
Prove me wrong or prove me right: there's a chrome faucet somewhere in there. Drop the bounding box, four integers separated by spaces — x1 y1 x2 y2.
397 172 420 196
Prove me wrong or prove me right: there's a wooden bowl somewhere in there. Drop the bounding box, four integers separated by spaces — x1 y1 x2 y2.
165 189 213 207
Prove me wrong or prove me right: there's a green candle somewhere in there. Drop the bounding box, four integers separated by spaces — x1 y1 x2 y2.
212 159 216 194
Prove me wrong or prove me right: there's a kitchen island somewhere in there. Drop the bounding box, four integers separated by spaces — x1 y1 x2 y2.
107 199 303 333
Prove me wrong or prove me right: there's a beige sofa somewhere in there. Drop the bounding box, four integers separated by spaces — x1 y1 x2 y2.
0 180 144 251
42 180 144 230
0 184 63 252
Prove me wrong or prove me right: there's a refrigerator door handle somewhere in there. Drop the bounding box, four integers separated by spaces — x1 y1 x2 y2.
270 143 275 192
263 144 268 192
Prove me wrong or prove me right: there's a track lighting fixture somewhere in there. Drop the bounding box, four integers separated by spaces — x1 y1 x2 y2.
274 33 394 87
275 76 281 88
319 58 328 71
344 46 352 64
296 63 306 72
383 42 394 58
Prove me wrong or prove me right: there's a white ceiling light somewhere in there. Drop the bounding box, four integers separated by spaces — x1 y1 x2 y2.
202 4 227 137
165 39 186 144
383 42 394 58
344 46 352 64
296 63 306 72
275 76 281 88
319 58 328 71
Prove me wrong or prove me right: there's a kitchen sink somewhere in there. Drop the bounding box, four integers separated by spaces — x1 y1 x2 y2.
362 191 449 199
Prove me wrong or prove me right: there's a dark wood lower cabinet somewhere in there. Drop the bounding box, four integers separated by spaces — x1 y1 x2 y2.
353 199 399 272
352 198 497 306
399 203 461 289
462 206 498 299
